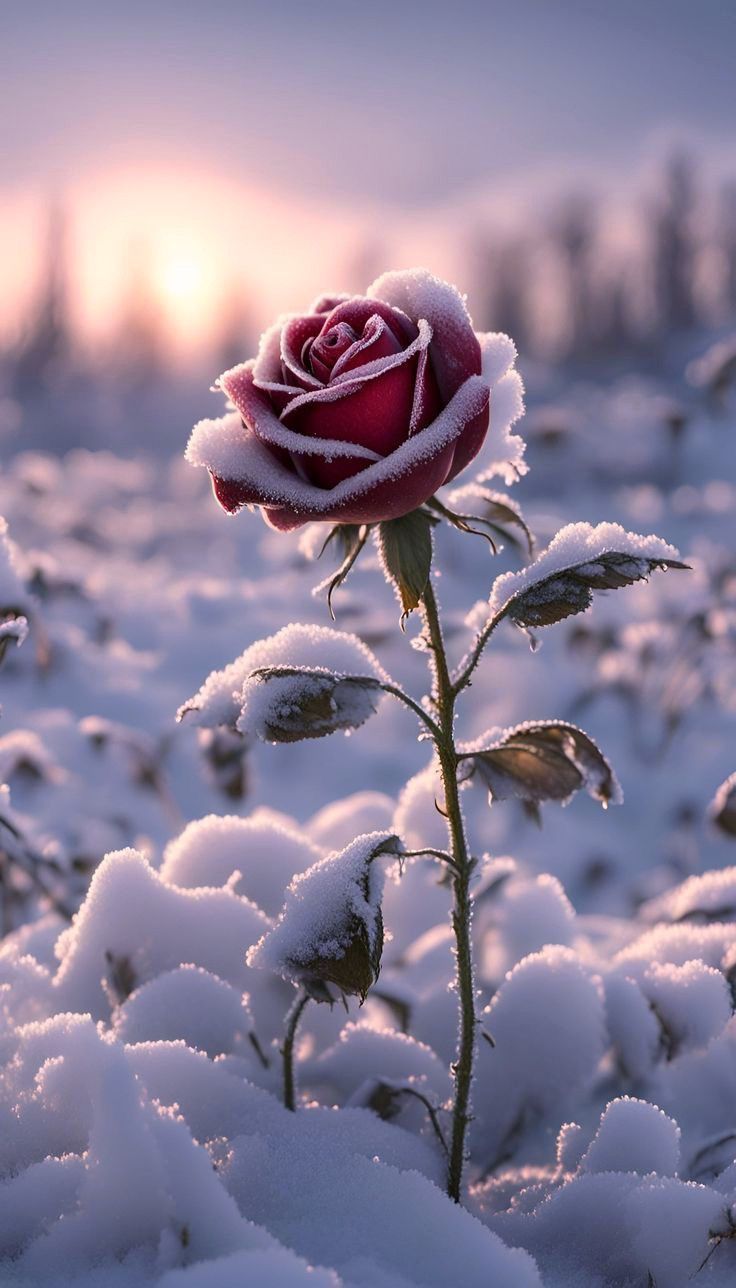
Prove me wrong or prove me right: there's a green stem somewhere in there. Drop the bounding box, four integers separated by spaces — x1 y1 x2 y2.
451 609 504 698
420 578 476 1203
282 988 310 1112
380 682 443 742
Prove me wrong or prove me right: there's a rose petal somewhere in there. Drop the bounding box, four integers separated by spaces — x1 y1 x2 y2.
283 359 417 482
187 378 490 530
280 315 324 390
310 321 361 379
329 315 404 379
318 296 417 347
368 268 481 402
309 292 352 314
220 365 381 467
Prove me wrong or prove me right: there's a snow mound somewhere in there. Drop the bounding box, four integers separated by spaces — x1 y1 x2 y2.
53 849 270 1020
579 1097 681 1176
161 814 321 917
112 965 255 1059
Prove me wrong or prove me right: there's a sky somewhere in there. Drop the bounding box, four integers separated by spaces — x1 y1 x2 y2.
2 0 735 353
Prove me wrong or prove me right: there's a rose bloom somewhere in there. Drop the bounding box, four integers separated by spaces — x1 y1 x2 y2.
187 269 522 531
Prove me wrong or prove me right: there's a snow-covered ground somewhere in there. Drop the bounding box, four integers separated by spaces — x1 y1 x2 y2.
1 333 735 1286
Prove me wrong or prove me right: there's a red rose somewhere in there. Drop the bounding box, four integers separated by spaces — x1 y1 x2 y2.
187 269 521 531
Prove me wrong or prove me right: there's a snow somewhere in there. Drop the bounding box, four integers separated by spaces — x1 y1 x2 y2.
112 965 255 1059
223 1120 543 1288
642 865 736 925
52 849 273 1026
579 1097 681 1176
161 814 321 917
0 517 29 610
475 946 607 1163
476 332 527 485
4 292 736 1284
0 614 28 655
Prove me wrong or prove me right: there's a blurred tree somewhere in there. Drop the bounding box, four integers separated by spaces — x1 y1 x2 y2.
473 235 532 356
114 240 168 392
11 202 72 401
719 180 736 319
216 283 256 373
553 194 597 360
652 153 698 333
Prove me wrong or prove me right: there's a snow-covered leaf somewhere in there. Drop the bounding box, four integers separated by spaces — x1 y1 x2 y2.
178 623 387 731
460 719 622 814
0 615 28 664
476 522 687 632
248 832 402 1002
709 773 736 838
239 667 385 743
445 484 534 555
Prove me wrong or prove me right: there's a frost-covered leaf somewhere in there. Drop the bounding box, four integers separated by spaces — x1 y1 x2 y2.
640 866 736 926
248 832 402 1002
239 667 385 743
0 615 28 664
709 773 736 838
0 517 30 616
475 522 687 632
178 623 387 731
460 720 621 813
377 509 435 620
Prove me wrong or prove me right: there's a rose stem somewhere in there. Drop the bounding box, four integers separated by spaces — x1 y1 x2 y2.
282 987 310 1112
420 577 476 1204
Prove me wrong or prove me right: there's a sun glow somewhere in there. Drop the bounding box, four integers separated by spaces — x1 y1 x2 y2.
157 255 206 303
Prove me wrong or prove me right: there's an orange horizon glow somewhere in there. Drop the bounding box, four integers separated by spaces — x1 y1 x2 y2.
0 162 380 361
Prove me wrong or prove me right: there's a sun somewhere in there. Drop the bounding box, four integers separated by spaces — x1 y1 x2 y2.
157 255 205 302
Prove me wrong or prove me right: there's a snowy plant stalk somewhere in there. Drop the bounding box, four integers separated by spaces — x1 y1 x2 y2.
282 987 310 1112
420 579 476 1204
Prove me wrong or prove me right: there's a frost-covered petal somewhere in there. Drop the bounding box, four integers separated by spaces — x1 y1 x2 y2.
368 268 481 403
472 333 527 485
218 370 382 464
187 377 490 529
